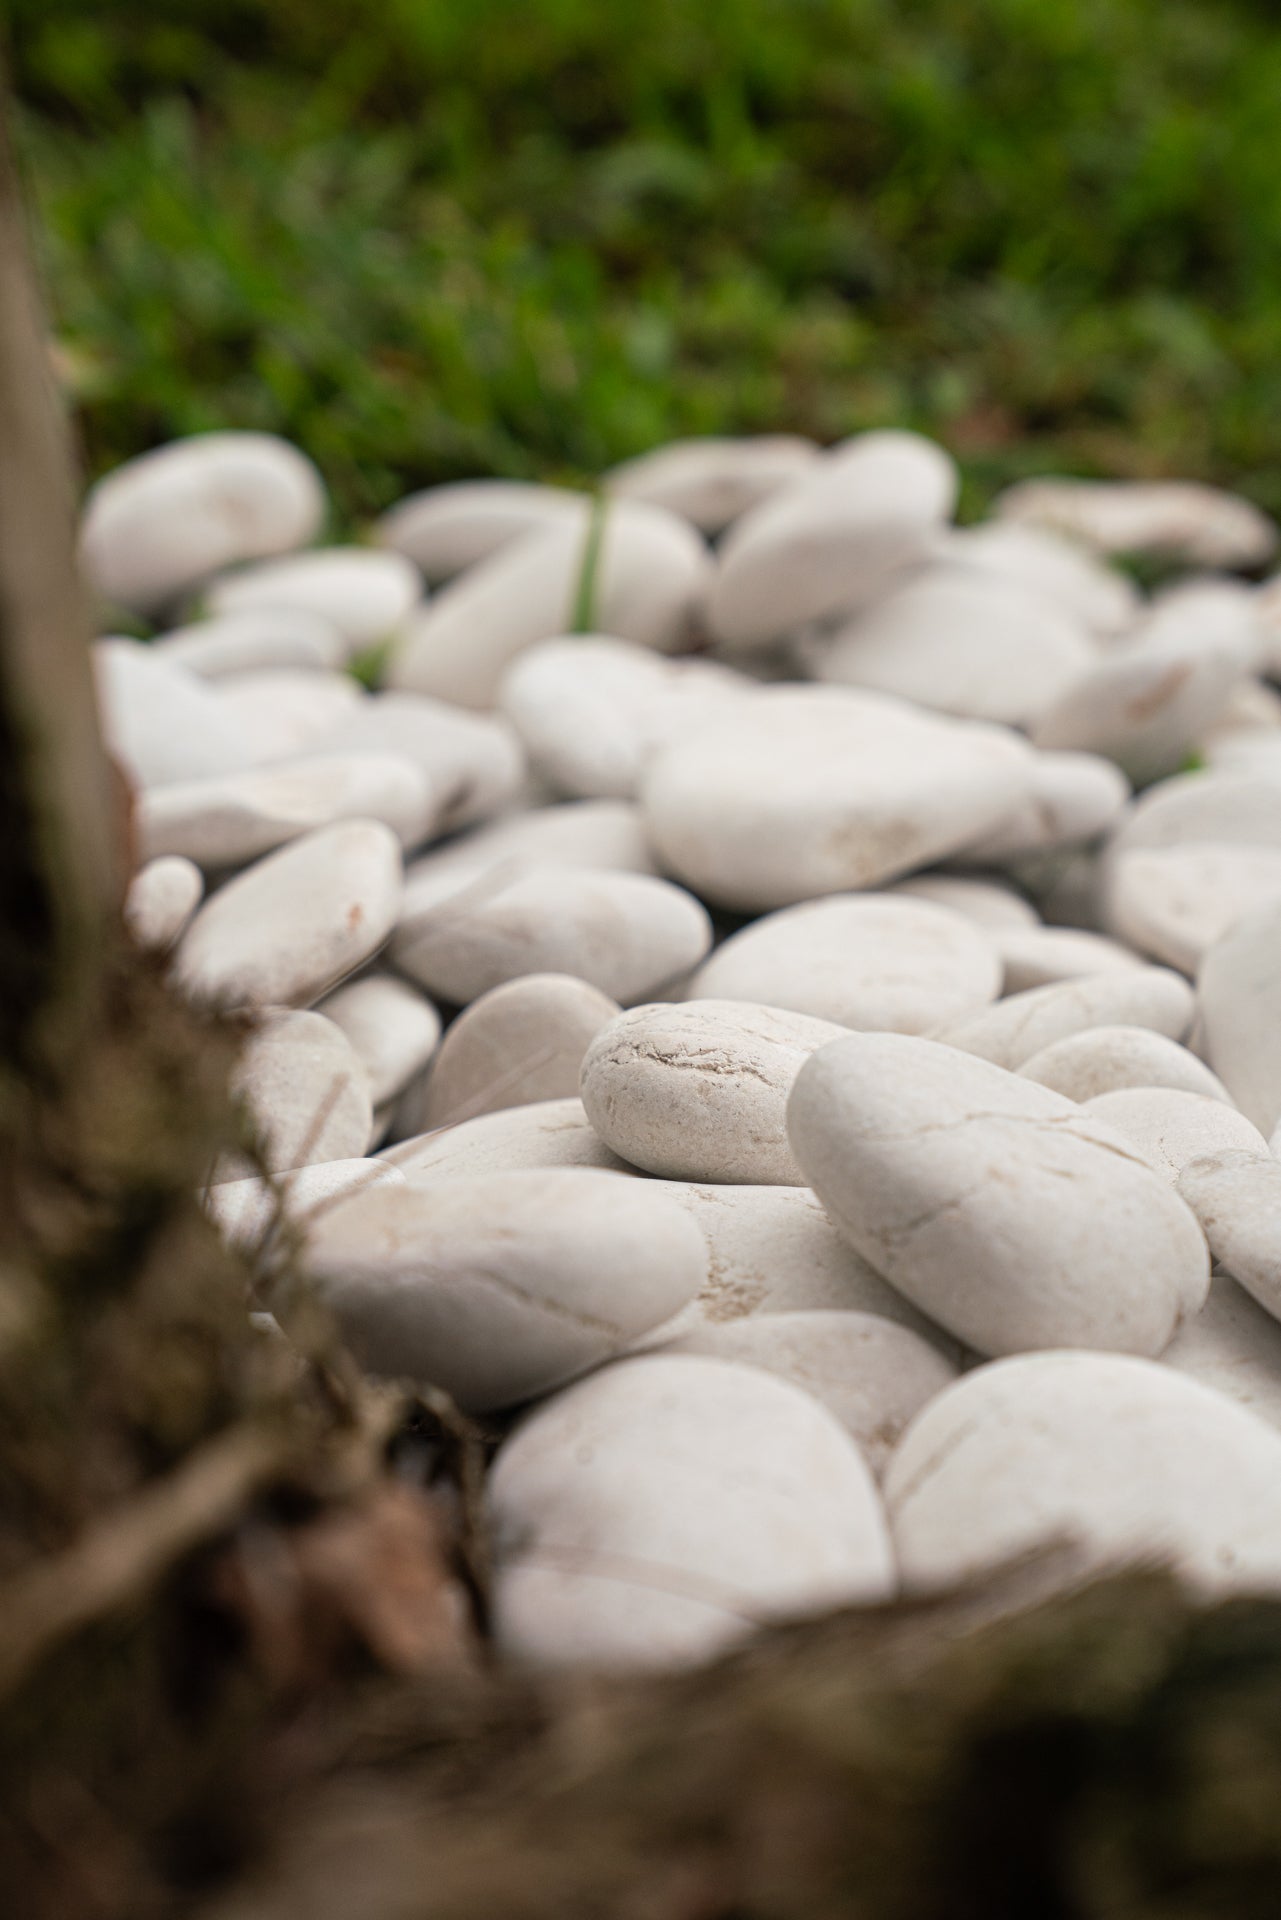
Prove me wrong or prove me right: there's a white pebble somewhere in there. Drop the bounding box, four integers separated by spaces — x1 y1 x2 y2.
1198 897 1281 1132
376 479 588 582
315 973 441 1105
787 1032 1208 1357
1016 1025 1232 1104
938 966 1195 1070
416 973 619 1129
224 1008 373 1174
152 608 347 677
1177 1151 1281 1323
605 434 819 534
175 819 403 1009
93 639 255 789
489 1353 895 1669
1078 1087 1267 1180
382 1096 631 1181
204 546 422 652
123 855 203 950
995 477 1278 571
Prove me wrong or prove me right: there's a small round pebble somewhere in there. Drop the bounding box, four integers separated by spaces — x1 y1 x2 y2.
1177 1151 1281 1323
1078 1088 1267 1180
124 855 203 950
489 1353 896 1669
581 999 850 1185
937 966 1195 1070
315 973 441 1105
297 1168 709 1411
1198 897 1281 1134
175 818 403 1009
223 1008 373 1175
417 973 619 1130
1016 1025 1233 1104
382 1096 632 1181
689 893 1001 1034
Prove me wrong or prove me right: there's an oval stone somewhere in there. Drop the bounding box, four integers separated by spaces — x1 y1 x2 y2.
417 973 619 1130
1016 1025 1232 1104
787 1032 1208 1357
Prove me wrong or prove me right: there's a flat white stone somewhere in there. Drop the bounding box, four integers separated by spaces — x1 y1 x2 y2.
398 801 658 929
885 1352 1281 1595
386 500 712 708
956 751 1130 864
940 520 1139 636
216 668 366 764
1198 898 1281 1132
708 431 958 650
606 434 820 533
787 1032 1208 1357
1030 595 1254 785
204 1157 405 1256
640 685 1032 912
580 999 852 1184
176 818 403 1009
1079 1088 1267 1180
1178 1152 1281 1322
656 1310 957 1476
391 867 710 1007
93 639 256 789
80 431 326 616
888 872 1041 932
636 1182 958 1355
489 1353 895 1669
137 753 439 868
937 965 1195 1069
376 479 588 582
124 855 203 950
1163 1272 1281 1434
152 608 347 677
813 565 1097 729
1017 1025 1232 1104
296 1168 708 1411
315 973 441 1105
204 546 422 653
382 1096 632 1181
415 973 619 1129
224 1008 374 1174
690 893 1001 1034
499 635 751 800
995 478 1278 570
1103 772 1281 974
312 689 526 830
995 925 1143 994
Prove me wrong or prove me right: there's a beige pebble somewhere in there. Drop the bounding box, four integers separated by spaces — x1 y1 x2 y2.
416 973 619 1130
1016 1025 1232 1104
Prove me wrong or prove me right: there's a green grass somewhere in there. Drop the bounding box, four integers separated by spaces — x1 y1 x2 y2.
9 0 1281 533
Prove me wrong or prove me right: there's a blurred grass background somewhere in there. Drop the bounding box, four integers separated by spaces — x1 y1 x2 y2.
7 0 1281 531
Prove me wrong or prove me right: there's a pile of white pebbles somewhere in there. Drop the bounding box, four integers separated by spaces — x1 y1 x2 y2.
86 425 1281 1670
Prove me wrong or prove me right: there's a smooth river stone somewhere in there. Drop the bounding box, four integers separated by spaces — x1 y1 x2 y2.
994 925 1143 994
995 477 1279 570
176 819 403 1009
398 801 658 928
707 430 958 650
152 608 348 677
940 520 1139 637
1017 1025 1232 1104
1103 772 1281 973
1029 601 1252 786
638 1182 958 1353
1177 1152 1281 1323
392 867 710 1008
415 973 619 1129
137 753 439 868
605 434 819 534
955 750 1130 865
888 872 1040 932
885 1352 1281 1597
216 668 365 764
937 965 1195 1070
381 1097 631 1181
80 431 326 617
204 546 422 651
204 1157 405 1257
489 1353 896 1670
657 1310 957 1477
689 894 1001 1034
225 1009 373 1175
640 685 1032 912
499 635 750 800
124 855 203 950
386 500 712 708
813 565 1096 729
312 690 526 831
787 1032 1209 1357
1198 898 1281 1133
376 479 588 582
1079 1088 1267 1180
315 973 441 1105
1162 1273 1281 1434
296 1169 708 1411
93 639 256 789
580 1000 850 1184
